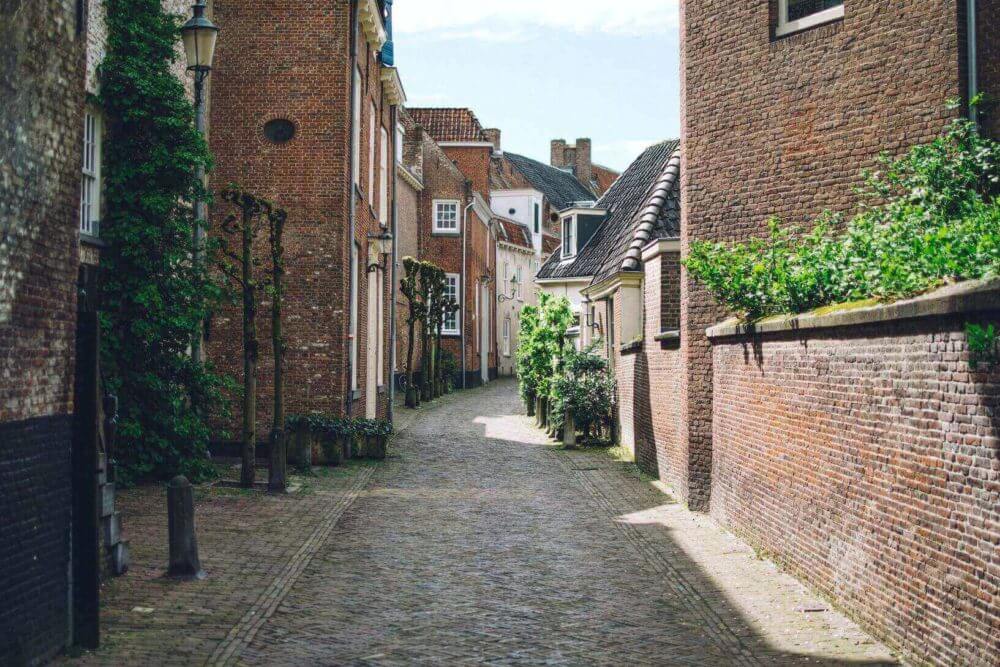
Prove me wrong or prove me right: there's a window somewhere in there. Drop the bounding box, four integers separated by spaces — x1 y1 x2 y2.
368 101 376 199
352 68 361 187
516 267 523 299
443 273 460 335
379 127 388 225
433 200 460 234
533 202 540 235
350 242 360 390
503 262 510 293
395 123 405 164
561 216 576 258
503 318 511 356
80 110 101 236
777 0 844 36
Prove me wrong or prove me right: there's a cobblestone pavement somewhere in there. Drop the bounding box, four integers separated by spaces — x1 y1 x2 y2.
235 380 897 667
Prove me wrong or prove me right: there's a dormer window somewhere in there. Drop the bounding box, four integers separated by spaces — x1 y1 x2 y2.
777 0 844 37
561 215 576 259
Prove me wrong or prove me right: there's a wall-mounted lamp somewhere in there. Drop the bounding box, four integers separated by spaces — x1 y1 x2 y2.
498 273 519 303
367 230 393 273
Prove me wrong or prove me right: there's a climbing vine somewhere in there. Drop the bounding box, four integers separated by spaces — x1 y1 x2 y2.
98 0 231 484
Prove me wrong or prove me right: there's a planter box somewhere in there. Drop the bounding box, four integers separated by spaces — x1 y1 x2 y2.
313 433 343 466
358 435 388 460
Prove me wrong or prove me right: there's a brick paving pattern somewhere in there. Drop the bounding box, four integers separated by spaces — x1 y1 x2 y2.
66 380 897 666
240 380 897 666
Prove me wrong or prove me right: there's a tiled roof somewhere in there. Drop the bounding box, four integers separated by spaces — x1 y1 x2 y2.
541 234 560 255
407 108 488 143
502 152 596 211
495 216 533 251
536 140 679 282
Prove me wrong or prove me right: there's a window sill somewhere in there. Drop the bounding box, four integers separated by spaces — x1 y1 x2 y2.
80 233 108 249
620 340 642 355
775 5 844 38
432 230 461 237
653 329 680 342
441 331 461 338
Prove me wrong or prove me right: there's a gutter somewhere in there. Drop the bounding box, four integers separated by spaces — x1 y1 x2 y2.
387 104 398 425
345 0 359 416
968 0 979 126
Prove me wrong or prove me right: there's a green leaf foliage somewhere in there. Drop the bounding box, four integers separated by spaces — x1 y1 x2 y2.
685 112 1000 322
550 345 616 437
98 0 231 485
515 293 574 403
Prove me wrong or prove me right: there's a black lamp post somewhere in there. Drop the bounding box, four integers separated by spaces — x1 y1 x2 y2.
181 1 218 361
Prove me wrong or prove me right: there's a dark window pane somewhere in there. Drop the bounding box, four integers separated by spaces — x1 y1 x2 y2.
263 119 296 144
788 0 843 21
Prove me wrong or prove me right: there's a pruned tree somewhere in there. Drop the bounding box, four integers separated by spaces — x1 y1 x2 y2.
400 257 426 408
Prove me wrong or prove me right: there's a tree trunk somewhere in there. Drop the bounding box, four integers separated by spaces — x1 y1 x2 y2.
405 317 417 407
241 213 257 488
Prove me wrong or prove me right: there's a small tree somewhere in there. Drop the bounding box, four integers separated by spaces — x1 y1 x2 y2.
400 257 426 408
417 262 440 401
216 187 287 488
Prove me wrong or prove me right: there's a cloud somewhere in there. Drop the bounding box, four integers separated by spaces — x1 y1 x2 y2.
393 0 679 40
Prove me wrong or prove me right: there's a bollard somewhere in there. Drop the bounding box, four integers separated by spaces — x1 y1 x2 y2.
268 427 287 493
167 476 205 579
563 411 577 448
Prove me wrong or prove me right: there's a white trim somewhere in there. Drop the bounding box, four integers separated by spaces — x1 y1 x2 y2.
558 205 603 217
432 199 461 234
368 101 376 201
437 141 495 148
352 68 361 187
397 165 424 191
80 109 102 237
583 272 643 302
776 0 844 37
560 215 577 260
358 0 388 49
641 238 681 263
498 240 534 255
379 126 389 225
535 276 592 285
502 317 511 357
491 188 543 198
443 272 461 335
380 66 407 106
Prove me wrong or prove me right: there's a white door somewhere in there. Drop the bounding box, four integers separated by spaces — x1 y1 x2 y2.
480 284 489 384
366 272 378 419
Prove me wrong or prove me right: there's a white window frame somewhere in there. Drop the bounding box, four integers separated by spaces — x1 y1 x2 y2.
352 67 362 188
379 126 389 225
776 0 844 37
433 199 461 235
443 273 461 335
80 109 102 237
502 317 511 357
395 123 405 164
561 215 576 259
350 242 360 390
368 101 376 200
516 266 523 299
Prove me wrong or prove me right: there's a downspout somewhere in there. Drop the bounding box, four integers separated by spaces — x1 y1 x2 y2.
461 195 474 389
388 104 399 424
346 0 359 416
967 0 979 127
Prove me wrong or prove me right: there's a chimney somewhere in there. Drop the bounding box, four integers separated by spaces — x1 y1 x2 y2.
550 139 567 168
483 128 502 155
574 138 593 189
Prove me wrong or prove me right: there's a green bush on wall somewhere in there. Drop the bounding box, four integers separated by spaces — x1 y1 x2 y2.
686 102 1000 322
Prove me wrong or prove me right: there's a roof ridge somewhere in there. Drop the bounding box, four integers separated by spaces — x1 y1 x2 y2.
621 148 681 272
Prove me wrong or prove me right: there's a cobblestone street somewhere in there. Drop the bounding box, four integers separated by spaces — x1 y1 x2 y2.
71 380 897 666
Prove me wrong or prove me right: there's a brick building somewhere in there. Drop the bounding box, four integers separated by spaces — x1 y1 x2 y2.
208 0 405 426
659 1 1000 663
404 107 498 387
0 0 85 662
550 138 620 198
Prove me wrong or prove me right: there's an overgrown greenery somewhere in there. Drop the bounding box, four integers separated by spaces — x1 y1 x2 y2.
286 414 393 439
515 293 574 406
550 345 616 440
686 105 1000 322
966 323 999 369
99 0 230 485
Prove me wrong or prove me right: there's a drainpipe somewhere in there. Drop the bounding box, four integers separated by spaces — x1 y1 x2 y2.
345 0 359 416
967 0 979 127
461 195 474 389
388 104 399 425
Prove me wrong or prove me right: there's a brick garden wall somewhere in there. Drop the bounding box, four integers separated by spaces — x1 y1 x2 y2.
0 0 84 662
680 0 967 509
709 308 1000 665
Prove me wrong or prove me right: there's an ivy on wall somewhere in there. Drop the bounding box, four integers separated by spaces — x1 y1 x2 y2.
98 0 230 484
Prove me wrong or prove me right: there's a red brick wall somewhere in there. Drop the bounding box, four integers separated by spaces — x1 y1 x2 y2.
209 0 393 430
710 313 1000 665
680 0 968 508
980 1 1000 139
442 145 492 197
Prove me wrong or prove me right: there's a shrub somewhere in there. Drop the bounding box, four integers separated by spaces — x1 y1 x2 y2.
550 346 616 439
515 294 574 404
686 108 1000 322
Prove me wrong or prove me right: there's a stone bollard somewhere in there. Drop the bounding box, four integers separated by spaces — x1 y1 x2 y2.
167 476 205 579
563 411 576 448
268 428 287 493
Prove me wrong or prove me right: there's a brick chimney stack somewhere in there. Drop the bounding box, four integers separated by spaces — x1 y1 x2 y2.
574 138 593 190
483 128 502 154
550 139 567 169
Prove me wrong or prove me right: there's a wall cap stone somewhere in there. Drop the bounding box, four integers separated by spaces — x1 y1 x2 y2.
706 277 1000 340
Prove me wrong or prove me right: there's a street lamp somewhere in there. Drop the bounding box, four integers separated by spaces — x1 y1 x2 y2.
498 272 519 302
181 1 218 362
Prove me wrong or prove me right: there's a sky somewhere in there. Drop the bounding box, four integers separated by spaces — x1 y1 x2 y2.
393 0 681 173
